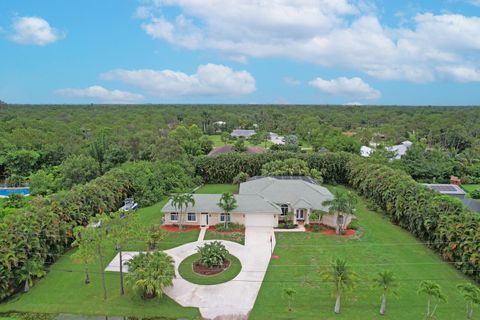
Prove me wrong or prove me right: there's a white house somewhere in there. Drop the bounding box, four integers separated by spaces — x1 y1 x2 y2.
269 132 285 145
387 140 412 160
162 176 354 229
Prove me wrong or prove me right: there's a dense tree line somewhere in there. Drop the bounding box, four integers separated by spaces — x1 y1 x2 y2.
0 160 196 299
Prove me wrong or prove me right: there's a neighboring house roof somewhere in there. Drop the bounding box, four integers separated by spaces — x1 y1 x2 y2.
461 198 480 213
207 145 266 157
269 132 285 145
424 184 466 197
240 176 334 210
386 140 412 160
230 129 256 138
360 146 373 157
162 194 281 214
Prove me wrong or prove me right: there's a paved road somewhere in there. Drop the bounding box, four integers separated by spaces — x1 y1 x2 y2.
106 227 275 319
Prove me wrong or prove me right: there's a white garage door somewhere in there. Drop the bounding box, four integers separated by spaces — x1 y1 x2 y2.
245 214 276 227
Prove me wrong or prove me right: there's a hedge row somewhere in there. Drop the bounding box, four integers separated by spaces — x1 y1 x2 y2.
194 151 353 184
0 160 195 300
346 159 479 282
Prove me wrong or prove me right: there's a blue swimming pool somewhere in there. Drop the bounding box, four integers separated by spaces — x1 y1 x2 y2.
0 187 30 197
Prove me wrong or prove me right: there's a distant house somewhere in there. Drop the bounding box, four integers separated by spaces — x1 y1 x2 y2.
207 145 266 157
161 176 353 228
360 146 373 157
424 183 480 213
231 129 256 139
386 141 412 160
424 184 466 199
269 132 285 145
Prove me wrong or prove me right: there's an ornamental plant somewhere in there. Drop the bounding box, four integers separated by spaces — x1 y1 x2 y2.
197 241 229 268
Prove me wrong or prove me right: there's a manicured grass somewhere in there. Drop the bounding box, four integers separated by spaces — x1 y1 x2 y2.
178 253 242 285
204 229 245 245
250 185 477 320
462 184 480 193
0 201 200 319
195 184 238 194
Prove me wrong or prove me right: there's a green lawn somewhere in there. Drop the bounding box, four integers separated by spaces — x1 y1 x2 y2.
195 184 238 194
462 184 480 193
178 253 242 285
204 229 245 245
250 185 478 320
0 201 200 319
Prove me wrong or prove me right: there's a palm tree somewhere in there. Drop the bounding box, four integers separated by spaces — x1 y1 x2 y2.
126 252 175 299
457 283 480 320
283 287 297 311
320 258 358 314
217 192 238 229
171 193 195 230
417 280 447 319
322 191 357 234
16 259 46 292
373 270 397 316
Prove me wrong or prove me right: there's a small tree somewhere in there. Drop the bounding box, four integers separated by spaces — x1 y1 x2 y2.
417 280 447 319
126 252 175 299
197 241 229 268
457 283 480 319
221 132 230 145
72 216 110 300
283 287 297 311
373 270 398 316
320 258 358 314
217 192 238 229
310 210 325 224
16 258 46 292
322 191 357 235
171 193 195 230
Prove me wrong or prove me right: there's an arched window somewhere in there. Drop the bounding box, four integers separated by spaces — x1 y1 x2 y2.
281 204 289 215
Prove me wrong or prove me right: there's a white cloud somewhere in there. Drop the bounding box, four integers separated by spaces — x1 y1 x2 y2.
344 101 364 106
469 0 480 6
284 77 301 86
309 77 381 100
101 63 256 97
136 1 480 83
437 66 480 82
56 86 144 103
10 16 64 45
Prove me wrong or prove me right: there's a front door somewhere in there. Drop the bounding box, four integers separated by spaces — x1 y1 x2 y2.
201 213 209 226
296 209 305 221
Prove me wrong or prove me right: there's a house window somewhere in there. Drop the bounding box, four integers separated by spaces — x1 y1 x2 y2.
280 204 289 216
170 212 178 221
220 213 231 222
187 212 196 222
296 209 305 220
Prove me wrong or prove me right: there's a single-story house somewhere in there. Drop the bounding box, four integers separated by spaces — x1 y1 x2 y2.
386 140 412 160
207 145 266 157
424 184 466 199
230 129 256 139
162 176 354 228
269 132 285 145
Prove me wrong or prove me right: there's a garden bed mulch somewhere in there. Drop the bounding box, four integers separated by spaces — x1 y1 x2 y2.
319 229 356 236
207 226 244 234
160 225 200 232
193 260 231 276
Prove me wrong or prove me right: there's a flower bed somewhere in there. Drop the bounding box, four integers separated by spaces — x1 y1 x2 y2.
160 225 200 232
178 253 242 285
193 259 231 276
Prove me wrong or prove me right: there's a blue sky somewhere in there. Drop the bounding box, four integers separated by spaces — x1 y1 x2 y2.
1 0 480 105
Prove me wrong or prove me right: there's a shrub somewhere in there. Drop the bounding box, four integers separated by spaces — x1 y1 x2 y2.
196 241 229 267
349 219 360 230
4 193 25 208
214 222 244 232
233 172 249 184
471 189 480 199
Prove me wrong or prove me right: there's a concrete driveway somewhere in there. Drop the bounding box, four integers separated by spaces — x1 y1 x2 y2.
106 227 275 319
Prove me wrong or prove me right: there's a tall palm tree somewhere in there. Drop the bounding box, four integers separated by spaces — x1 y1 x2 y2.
126 252 175 299
417 280 447 320
322 191 357 234
217 192 238 229
373 270 397 316
171 193 195 230
320 258 358 314
457 283 480 320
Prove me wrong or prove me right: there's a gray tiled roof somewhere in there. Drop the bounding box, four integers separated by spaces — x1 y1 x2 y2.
424 184 466 196
239 176 334 210
230 129 256 138
162 194 281 214
462 198 480 213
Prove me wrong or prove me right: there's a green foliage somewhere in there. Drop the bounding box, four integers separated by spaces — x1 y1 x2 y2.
126 252 175 299
217 192 237 229
213 222 244 232
232 171 249 184
171 193 195 229
233 139 247 152
471 189 480 199
5 174 25 187
417 281 447 319
4 149 40 177
28 169 59 196
283 287 297 311
261 158 310 176
196 241 229 268
456 283 480 319
59 154 100 189
4 194 25 209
